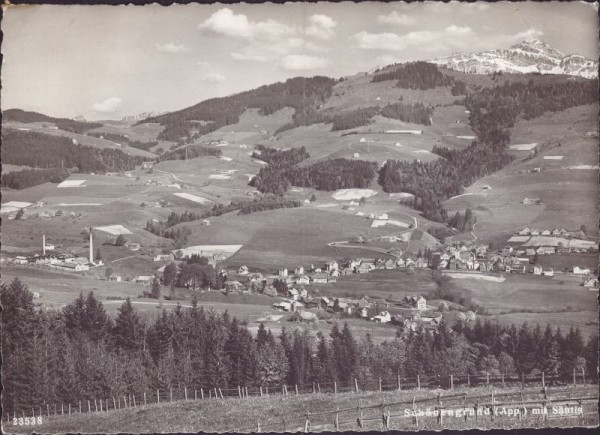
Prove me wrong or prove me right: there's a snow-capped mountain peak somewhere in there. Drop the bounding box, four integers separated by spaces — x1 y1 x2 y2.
430 39 598 79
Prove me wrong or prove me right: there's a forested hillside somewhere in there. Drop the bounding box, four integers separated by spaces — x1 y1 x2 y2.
371 61 454 89
1 168 71 190
380 76 599 222
142 76 337 142
3 109 102 133
2 129 145 173
2 277 596 417
250 146 378 195
157 144 222 162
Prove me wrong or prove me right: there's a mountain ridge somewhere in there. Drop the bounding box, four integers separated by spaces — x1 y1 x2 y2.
430 39 598 79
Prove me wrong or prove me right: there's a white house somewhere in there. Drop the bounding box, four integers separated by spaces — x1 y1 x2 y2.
543 268 554 277
154 254 174 262
573 266 591 275
238 265 249 275
371 311 391 323
533 265 543 275
14 256 28 265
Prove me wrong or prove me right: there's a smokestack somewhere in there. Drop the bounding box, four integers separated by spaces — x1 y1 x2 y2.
43 234 46 256
89 228 93 264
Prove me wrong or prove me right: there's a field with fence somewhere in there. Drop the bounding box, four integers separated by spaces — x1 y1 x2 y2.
7 371 598 433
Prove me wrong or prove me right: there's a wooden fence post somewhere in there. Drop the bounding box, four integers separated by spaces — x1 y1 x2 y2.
412 396 418 427
521 372 524 389
397 375 401 391
94 400 97 412
451 374 454 390
355 378 359 393
88 400 91 413
502 373 505 388
157 389 160 404
491 391 495 421
260 386 263 397
113 397 116 410
334 381 337 394
106 399 109 411
245 387 248 398
219 388 224 399
201 388 204 400
467 373 470 386
304 411 310 432
143 392 146 407
357 399 363 428
542 372 545 388
312 382 315 394
170 388 173 402
47 404 50 417
132 395 136 408
185 387 188 401
581 367 586 384
379 377 382 392
194 389 197 400
257 419 261 433
573 367 576 386
335 407 339 431
486 372 490 387
238 386 242 398
209 390 212 399
295 385 299 396
317 383 321 394
417 374 421 390
79 401 82 413
68 404 71 416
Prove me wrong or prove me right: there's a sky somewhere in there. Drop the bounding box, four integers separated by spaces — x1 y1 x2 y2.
2 1 598 120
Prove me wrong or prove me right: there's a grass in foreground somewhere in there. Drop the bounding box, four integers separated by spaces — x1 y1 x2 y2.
16 385 598 434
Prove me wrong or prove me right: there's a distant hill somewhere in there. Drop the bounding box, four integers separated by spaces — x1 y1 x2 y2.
140 76 338 142
2 108 102 134
431 39 598 79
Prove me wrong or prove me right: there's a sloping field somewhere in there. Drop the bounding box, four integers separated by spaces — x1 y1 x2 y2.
444 103 599 241
3 121 156 158
178 207 395 271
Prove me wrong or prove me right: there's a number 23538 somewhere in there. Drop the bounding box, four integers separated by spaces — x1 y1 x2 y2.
13 417 43 426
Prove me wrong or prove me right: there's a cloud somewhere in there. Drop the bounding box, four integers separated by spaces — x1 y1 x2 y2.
280 54 329 71
353 31 407 51
199 8 294 40
231 52 268 62
377 11 415 26
231 37 307 63
353 26 475 52
513 28 544 41
306 14 337 40
90 97 122 113
196 61 210 68
204 73 226 83
155 42 188 53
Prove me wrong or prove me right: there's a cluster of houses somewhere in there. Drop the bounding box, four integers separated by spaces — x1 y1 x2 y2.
268 291 448 332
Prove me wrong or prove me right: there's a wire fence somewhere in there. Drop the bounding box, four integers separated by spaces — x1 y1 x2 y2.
4 368 596 424
229 385 600 432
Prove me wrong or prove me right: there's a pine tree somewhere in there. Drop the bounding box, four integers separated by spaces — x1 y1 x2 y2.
112 298 145 352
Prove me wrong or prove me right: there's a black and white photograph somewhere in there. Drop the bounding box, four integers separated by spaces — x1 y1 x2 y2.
1 1 599 432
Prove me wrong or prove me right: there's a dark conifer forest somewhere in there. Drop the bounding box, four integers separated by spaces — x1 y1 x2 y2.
2 130 145 173
2 278 596 416
1 168 71 190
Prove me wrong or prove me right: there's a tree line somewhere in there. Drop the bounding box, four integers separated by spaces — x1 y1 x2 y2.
3 109 102 134
2 277 596 416
3 129 145 173
1 168 70 190
157 144 222 162
87 131 158 152
143 76 337 142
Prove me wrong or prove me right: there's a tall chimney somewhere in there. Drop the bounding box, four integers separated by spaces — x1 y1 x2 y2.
89 228 93 264
43 234 46 256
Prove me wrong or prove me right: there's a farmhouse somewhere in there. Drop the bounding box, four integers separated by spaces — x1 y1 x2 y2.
53 261 89 272
573 266 591 275
371 311 391 323
518 227 531 235
154 254 174 262
126 242 141 251
533 265 543 275
583 278 599 288
134 275 153 284
543 268 554 277
310 272 329 284
403 295 427 311
238 265 249 275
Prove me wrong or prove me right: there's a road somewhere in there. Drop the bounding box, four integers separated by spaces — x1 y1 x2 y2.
470 221 478 242
110 254 140 263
